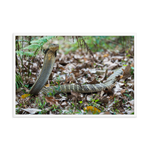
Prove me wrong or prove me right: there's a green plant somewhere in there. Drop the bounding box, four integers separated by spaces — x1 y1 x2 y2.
24 84 29 88
123 93 133 100
16 73 23 89
131 66 134 78
112 99 120 113
38 109 47 114
16 108 21 114
114 99 119 104
112 108 120 114
101 106 104 112
74 109 83 114
115 108 119 113
122 99 127 104
23 36 55 52
35 97 46 109
48 76 62 96
127 106 132 110
50 104 61 114
16 51 35 57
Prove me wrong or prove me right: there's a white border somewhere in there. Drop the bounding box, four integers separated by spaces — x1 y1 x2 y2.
13 33 136 36
10 33 11 116
13 30 138 33
13 33 136 118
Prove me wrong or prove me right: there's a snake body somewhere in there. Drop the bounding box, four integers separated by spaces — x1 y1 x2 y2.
29 43 125 95
29 43 59 95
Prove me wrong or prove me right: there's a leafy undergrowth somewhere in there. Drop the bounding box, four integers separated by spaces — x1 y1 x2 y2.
16 45 134 115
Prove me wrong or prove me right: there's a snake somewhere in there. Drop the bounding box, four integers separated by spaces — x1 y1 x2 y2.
29 43 126 95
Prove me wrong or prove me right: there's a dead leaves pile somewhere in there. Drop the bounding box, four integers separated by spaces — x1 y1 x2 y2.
16 46 134 115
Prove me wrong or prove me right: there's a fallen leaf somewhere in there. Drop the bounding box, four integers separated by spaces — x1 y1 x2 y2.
21 94 30 99
114 74 123 83
122 64 131 79
59 60 68 65
65 64 75 72
101 96 110 103
45 84 50 87
103 54 109 57
107 63 118 70
128 100 134 106
130 62 134 67
96 70 106 75
61 102 67 106
104 111 111 115
59 67 65 70
118 107 124 113
84 106 101 114
84 57 87 61
111 56 123 61
55 94 62 99
71 91 79 98
88 78 99 84
121 89 126 94
65 74 75 83
16 88 23 93
120 75 123 79
45 97 58 105
22 108 41 114
104 88 114 96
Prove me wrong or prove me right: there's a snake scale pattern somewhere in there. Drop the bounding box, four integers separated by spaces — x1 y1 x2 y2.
29 43 125 95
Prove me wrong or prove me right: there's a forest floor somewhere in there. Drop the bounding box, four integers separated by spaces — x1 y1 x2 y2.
16 41 134 115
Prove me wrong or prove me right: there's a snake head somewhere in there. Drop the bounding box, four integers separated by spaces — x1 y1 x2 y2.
43 42 59 54
49 43 59 51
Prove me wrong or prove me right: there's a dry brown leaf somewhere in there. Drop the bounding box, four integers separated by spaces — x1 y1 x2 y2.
120 75 123 79
115 75 122 82
55 94 62 99
71 91 79 98
104 89 113 96
130 62 134 67
111 56 123 61
65 64 75 72
103 54 109 57
109 95 115 100
101 97 110 103
59 60 68 65
118 108 124 113
45 84 50 87
71 69 79 74
59 66 65 70
107 63 118 70
88 78 99 84
45 97 58 105
122 64 131 79
96 70 106 75
104 111 111 115
84 57 87 61
121 89 126 94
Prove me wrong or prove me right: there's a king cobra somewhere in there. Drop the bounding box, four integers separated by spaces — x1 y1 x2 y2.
29 43 125 95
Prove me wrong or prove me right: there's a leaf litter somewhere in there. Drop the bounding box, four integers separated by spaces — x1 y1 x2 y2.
16 42 134 115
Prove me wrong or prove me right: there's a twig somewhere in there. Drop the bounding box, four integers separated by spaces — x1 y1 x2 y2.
81 37 98 62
